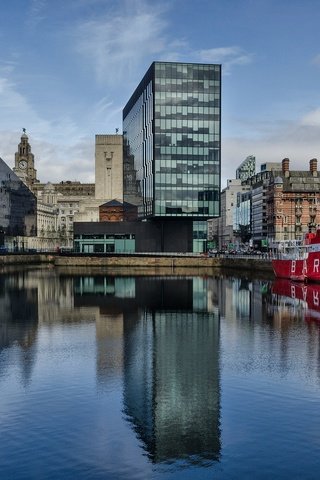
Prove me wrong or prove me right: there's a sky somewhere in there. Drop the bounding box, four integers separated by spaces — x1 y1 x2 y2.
1 0 320 188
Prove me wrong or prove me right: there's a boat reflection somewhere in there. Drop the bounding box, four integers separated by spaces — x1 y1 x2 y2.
272 279 320 323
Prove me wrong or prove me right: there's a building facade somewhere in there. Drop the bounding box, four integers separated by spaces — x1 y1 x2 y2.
207 179 251 251
74 220 195 254
0 157 37 248
11 131 97 250
123 61 221 252
214 158 320 250
95 134 123 201
13 129 39 188
266 158 320 242
236 155 256 181
73 134 126 224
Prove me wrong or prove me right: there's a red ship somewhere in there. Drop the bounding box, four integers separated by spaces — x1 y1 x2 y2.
272 230 320 282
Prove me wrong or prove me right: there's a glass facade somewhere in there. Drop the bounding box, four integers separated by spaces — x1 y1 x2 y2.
74 233 135 253
0 157 37 241
123 62 221 220
234 192 251 231
236 155 256 181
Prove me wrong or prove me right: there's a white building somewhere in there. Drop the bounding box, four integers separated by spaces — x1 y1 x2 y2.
208 179 251 250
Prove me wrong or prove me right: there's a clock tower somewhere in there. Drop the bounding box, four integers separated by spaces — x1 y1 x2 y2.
13 129 39 188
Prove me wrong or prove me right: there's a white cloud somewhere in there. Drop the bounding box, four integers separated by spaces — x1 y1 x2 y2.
26 0 48 29
301 107 320 127
0 0 259 186
74 3 169 85
197 47 253 73
311 53 320 66
73 1 252 86
0 68 95 183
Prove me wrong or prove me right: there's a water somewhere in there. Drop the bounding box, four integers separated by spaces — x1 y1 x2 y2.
1 267 320 479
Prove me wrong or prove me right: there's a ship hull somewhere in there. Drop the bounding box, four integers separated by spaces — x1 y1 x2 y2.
272 259 306 281
304 252 320 282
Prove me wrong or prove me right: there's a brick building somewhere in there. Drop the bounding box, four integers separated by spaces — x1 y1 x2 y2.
266 158 320 242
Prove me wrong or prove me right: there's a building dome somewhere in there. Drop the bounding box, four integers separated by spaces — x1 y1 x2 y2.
44 182 55 192
274 176 283 185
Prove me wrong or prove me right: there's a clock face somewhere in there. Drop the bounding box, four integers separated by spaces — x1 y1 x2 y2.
19 160 27 169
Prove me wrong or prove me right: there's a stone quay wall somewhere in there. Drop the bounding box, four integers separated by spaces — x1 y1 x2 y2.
0 253 273 274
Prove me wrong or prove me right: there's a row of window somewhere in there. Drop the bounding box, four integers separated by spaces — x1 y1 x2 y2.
155 174 219 186
74 234 135 240
157 147 219 160
155 97 220 108
154 205 217 216
155 118 220 128
154 63 220 81
157 164 219 174
156 136 219 148
155 77 219 86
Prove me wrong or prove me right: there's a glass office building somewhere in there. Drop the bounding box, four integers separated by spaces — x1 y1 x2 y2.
0 157 37 244
123 62 221 252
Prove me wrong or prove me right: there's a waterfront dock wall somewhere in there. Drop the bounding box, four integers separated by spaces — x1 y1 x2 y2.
0 253 273 273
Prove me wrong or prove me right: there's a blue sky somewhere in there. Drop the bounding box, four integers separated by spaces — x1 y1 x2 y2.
1 0 320 187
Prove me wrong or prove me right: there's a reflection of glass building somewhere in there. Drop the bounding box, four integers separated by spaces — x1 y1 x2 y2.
122 278 221 465
73 275 221 463
123 62 221 252
0 157 37 242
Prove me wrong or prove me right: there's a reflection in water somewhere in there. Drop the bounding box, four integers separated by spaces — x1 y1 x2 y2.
272 278 320 323
123 309 220 465
75 275 221 465
1 268 320 478
0 271 38 386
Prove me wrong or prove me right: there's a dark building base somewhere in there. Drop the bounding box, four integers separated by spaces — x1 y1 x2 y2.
74 220 195 253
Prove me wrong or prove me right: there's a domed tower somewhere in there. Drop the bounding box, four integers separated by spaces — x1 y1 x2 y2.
13 129 39 188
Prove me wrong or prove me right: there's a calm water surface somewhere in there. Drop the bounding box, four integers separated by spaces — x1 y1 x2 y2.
1 267 320 479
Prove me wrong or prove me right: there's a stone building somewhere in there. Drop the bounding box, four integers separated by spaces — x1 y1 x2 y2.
209 158 320 251
10 130 127 250
95 135 123 201
11 130 96 250
73 134 125 223
266 158 320 242
13 129 39 188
